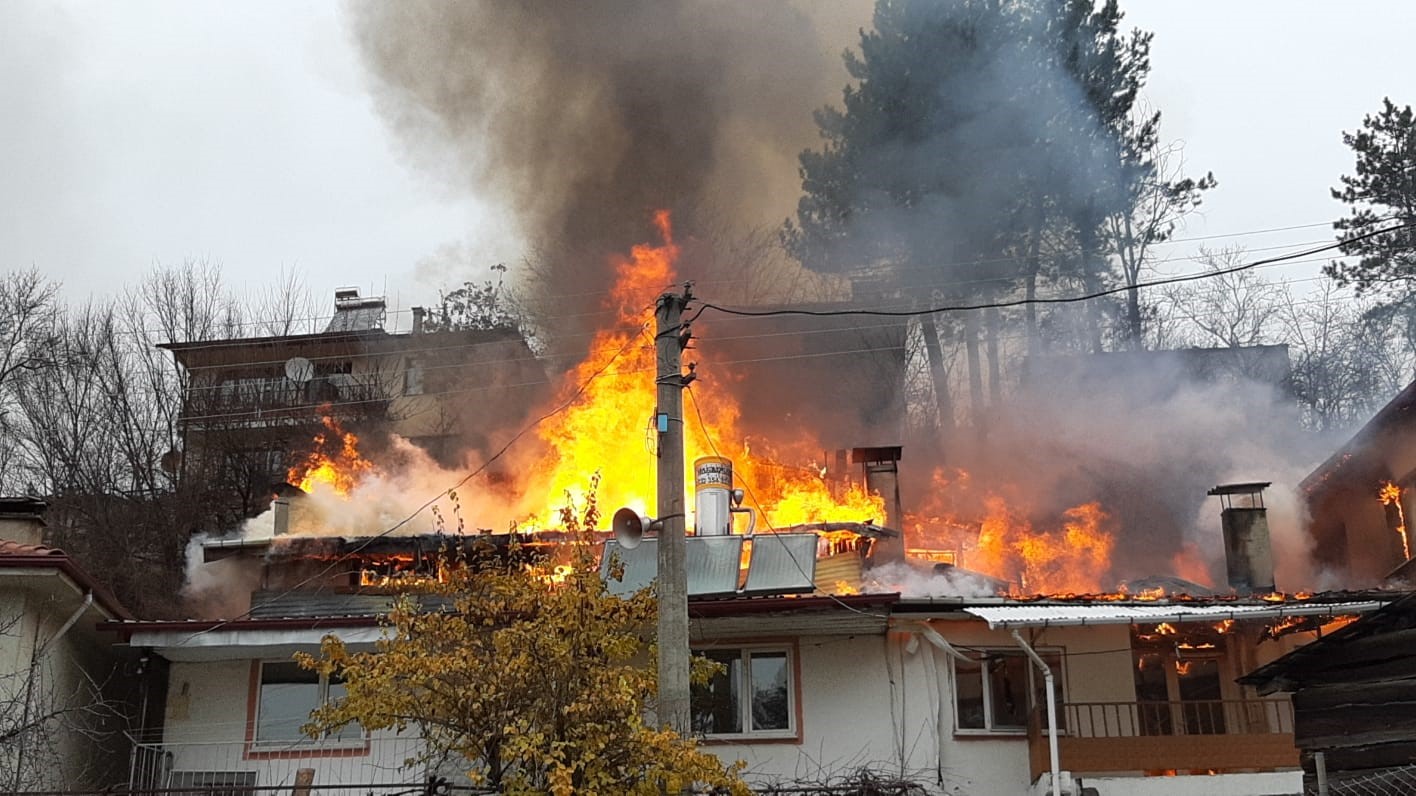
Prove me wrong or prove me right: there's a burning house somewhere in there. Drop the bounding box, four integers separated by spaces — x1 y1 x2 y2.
94 217 1416 796
1302 377 1416 586
160 286 548 519
105 476 1394 796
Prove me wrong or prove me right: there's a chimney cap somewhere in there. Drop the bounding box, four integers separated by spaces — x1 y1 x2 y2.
850 446 903 464
1207 482 1272 496
0 497 47 524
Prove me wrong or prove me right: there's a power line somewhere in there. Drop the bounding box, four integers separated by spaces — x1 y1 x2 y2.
683 383 890 620
692 223 1414 321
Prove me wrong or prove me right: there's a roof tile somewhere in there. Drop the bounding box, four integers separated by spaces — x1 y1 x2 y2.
0 540 62 556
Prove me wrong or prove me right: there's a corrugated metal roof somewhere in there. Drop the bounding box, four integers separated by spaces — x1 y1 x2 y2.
964 600 1390 629
249 591 394 619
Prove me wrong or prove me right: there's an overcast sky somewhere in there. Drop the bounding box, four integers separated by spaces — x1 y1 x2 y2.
3 1 1414 328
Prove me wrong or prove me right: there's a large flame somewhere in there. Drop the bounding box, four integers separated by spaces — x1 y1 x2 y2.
970 498 1115 595
287 415 375 495
907 466 1117 594
527 210 884 529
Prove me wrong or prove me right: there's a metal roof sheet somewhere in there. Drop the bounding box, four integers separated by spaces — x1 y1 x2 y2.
964 600 1390 629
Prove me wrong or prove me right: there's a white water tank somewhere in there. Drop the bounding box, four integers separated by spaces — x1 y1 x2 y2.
694 456 733 536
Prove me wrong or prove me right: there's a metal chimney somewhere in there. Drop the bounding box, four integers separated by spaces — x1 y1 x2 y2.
853 446 904 562
1208 482 1275 594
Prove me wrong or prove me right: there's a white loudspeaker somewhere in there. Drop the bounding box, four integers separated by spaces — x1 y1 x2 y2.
612 507 654 550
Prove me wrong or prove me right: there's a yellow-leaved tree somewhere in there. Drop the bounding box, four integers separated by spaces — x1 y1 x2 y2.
295 495 748 796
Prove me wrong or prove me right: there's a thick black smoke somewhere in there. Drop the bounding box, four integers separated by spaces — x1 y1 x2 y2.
349 0 868 335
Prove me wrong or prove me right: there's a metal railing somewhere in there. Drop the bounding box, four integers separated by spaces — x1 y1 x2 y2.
1062 697 1294 738
127 734 440 794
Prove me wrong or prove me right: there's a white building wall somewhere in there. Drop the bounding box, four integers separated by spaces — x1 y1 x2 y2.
707 620 1263 796
156 659 422 791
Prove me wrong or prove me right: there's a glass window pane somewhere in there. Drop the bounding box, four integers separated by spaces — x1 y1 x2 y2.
749 652 790 732
324 678 361 742
257 662 320 742
691 650 741 735
988 654 1029 729
954 659 985 729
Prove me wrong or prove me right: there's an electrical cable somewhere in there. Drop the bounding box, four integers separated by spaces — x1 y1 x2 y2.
691 223 1415 322
682 383 891 620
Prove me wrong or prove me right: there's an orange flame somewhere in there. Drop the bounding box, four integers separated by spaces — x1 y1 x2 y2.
287 415 375 495
1171 543 1214 588
526 211 883 530
968 498 1115 594
1379 480 1410 560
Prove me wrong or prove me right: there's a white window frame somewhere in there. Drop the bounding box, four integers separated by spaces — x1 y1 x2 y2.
251 660 363 749
950 647 1065 735
691 644 797 741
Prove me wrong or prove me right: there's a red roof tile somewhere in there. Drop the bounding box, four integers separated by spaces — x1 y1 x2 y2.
0 540 62 556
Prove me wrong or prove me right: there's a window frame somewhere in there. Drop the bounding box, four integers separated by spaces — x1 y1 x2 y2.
244 660 368 759
691 642 800 743
950 647 1065 736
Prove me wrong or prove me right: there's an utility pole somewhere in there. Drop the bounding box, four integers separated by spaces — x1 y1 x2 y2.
655 285 694 734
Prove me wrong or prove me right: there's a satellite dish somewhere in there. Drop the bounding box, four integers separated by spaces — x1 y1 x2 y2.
159 448 182 476
284 356 315 384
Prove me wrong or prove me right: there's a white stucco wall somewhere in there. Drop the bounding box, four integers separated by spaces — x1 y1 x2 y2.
706 619 1288 796
0 579 130 792
156 658 421 791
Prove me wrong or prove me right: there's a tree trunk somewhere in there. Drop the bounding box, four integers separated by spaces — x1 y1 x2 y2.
1024 197 1045 357
984 303 1002 407
918 315 955 437
963 310 985 425
1125 285 1142 350
1078 210 1104 353
1122 214 1144 350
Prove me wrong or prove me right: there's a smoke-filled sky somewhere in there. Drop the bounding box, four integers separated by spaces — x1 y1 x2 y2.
3 0 1415 322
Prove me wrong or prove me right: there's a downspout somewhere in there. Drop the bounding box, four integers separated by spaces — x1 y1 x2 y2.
1011 629 1060 796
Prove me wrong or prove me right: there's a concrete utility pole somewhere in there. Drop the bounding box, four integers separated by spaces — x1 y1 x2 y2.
655 286 694 734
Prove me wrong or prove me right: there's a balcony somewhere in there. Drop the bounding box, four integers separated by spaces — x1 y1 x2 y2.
181 377 390 426
126 733 489 794
1028 699 1300 779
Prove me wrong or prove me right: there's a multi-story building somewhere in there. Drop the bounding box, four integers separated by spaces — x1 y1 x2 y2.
161 288 547 515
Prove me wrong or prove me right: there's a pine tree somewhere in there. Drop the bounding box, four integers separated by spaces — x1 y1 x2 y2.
1325 98 1416 295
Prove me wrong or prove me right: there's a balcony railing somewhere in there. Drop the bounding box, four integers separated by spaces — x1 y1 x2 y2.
1028 699 1300 779
181 377 389 424
126 734 487 795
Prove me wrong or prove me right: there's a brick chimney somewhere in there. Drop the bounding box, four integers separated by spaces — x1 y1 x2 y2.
0 497 47 546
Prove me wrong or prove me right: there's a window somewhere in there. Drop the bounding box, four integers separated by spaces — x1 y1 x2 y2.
691 646 794 739
952 650 1063 733
253 661 359 745
404 358 424 395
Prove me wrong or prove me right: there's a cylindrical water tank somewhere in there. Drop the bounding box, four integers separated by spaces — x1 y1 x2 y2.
694 456 733 536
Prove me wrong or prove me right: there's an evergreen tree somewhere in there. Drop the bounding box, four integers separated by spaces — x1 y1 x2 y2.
785 0 1165 425
1325 98 1416 295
